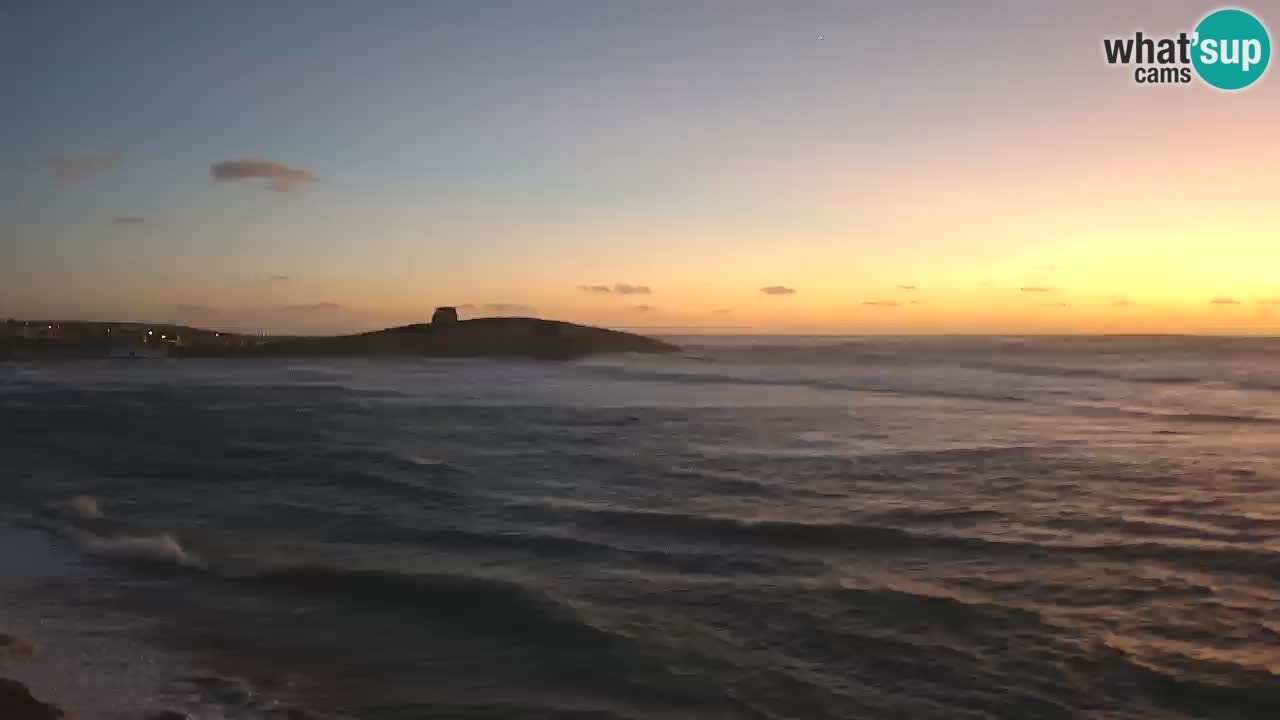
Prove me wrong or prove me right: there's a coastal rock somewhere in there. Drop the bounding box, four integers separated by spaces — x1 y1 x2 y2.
0 633 35 665
0 677 66 719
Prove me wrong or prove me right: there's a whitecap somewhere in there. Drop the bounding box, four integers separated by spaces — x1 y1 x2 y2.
81 532 203 569
67 495 102 520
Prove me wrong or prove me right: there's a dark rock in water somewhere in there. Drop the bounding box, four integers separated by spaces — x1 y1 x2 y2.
0 677 66 719
0 633 36 665
142 711 191 720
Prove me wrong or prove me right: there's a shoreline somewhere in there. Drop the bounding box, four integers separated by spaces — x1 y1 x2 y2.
0 674 66 719
0 521 192 720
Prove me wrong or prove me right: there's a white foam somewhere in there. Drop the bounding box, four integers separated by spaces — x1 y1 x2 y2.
68 495 102 520
81 532 203 569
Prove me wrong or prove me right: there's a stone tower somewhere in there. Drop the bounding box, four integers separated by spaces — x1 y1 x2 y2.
431 306 459 325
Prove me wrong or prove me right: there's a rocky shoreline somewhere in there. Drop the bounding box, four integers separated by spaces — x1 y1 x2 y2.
1 632 189 720
2 633 64 719
0 676 66 720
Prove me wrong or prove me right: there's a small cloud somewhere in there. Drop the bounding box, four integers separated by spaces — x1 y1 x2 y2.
713 308 733 314
760 286 796 296
577 284 612 293
1040 302 1071 308
898 285 918 291
1210 297 1240 305
1258 298 1280 305
112 216 145 224
631 305 655 312
614 283 652 295
46 154 121 183
1020 286 1054 293
210 158 317 192
862 300 901 307
267 274 290 282
1111 300 1134 307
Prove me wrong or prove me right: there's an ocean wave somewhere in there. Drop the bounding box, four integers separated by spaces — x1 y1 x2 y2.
1105 634 1280 717
1065 402 1280 426
356 699 640 719
52 495 204 569
829 581 1046 633
557 505 961 552
551 504 1280 579
960 361 1204 386
79 531 203 569
575 363 1028 405
241 566 615 649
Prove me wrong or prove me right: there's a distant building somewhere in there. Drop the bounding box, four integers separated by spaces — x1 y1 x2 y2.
432 306 459 325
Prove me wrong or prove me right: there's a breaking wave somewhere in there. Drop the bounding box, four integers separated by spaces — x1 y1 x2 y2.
79 531 202 569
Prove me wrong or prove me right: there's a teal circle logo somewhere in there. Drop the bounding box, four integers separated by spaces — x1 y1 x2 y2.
1192 9 1270 90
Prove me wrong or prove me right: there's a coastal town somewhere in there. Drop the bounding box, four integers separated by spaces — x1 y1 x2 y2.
1 318 259 359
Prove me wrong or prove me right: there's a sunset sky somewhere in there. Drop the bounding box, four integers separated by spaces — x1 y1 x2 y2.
3 1 1278 334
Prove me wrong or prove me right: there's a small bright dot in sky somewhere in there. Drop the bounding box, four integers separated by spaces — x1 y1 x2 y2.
816 35 823 40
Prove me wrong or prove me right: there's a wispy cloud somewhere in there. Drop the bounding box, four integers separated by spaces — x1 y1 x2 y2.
631 305 655 312
210 158 317 192
577 285 612 294
614 283 652 295
1020 286 1054 293
898 285 918 291
862 300 901 307
1210 297 1240 305
713 308 733 314
46 154 120 183
1040 302 1072 308
1111 299 1134 307
112 216 145 224
760 286 796 296
267 274 290 282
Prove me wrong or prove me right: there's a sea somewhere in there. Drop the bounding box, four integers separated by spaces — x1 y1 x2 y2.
1 335 1278 720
